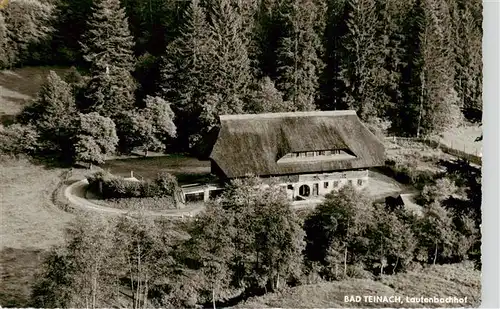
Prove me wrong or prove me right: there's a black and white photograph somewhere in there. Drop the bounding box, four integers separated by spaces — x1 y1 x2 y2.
0 0 496 308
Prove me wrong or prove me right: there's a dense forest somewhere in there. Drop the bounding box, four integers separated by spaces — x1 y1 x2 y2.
0 0 483 162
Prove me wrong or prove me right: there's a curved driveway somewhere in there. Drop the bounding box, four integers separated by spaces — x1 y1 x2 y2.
64 171 406 217
64 179 204 218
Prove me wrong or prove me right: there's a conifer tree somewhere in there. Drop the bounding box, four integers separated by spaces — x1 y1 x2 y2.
276 0 324 111
453 0 482 122
160 0 211 150
204 0 253 109
391 1 424 136
394 0 461 136
253 0 284 79
81 0 136 117
19 71 78 155
375 0 412 119
164 0 254 151
339 0 389 121
247 77 291 113
317 0 348 111
417 0 461 136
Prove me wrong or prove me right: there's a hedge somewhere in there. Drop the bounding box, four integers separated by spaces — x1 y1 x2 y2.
87 171 179 199
383 160 435 189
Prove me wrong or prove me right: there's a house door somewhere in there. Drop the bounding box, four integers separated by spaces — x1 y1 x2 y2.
313 183 319 196
299 184 310 197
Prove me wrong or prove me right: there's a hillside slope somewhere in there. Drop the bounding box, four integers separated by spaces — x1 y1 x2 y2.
0 156 74 307
0 66 72 124
235 262 480 308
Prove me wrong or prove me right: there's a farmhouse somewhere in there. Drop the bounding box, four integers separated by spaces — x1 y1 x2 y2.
182 110 385 202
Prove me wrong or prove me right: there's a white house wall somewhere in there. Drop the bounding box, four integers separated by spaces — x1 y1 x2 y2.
285 170 369 199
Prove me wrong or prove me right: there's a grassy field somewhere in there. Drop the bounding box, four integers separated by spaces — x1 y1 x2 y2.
236 262 480 308
438 125 482 156
0 66 73 124
0 156 74 307
101 154 215 185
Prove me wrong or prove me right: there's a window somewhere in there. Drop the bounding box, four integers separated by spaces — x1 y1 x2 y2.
357 179 363 186
324 181 329 189
277 148 356 164
287 184 294 190
185 192 204 202
333 181 339 187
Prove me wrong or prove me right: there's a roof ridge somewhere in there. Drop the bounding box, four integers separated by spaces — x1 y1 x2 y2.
219 110 357 121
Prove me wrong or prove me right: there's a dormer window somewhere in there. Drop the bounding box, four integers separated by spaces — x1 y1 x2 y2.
277 149 356 163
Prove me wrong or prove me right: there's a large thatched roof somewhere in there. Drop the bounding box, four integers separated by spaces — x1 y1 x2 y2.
209 110 385 178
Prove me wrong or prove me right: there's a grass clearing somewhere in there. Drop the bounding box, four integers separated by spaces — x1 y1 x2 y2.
380 262 481 307
0 66 73 124
0 155 74 307
0 156 73 250
236 262 480 308
437 125 482 156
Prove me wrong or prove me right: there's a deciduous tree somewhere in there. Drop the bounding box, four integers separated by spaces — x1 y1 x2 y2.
117 96 177 154
33 215 118 308
73 112 119 167
304 185 373 277
114 215 177 309
1 0 55 66
367 205 417 275
187 202 235 309
415 201 456 265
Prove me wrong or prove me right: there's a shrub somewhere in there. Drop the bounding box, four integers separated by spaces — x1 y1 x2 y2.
346 263 374 280
420 177 458 205
0 124 40 155
382 161 436 189
155 171 179 196
86 171 179 199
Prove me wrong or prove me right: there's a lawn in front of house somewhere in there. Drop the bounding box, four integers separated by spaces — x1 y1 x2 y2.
101 154 215 185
